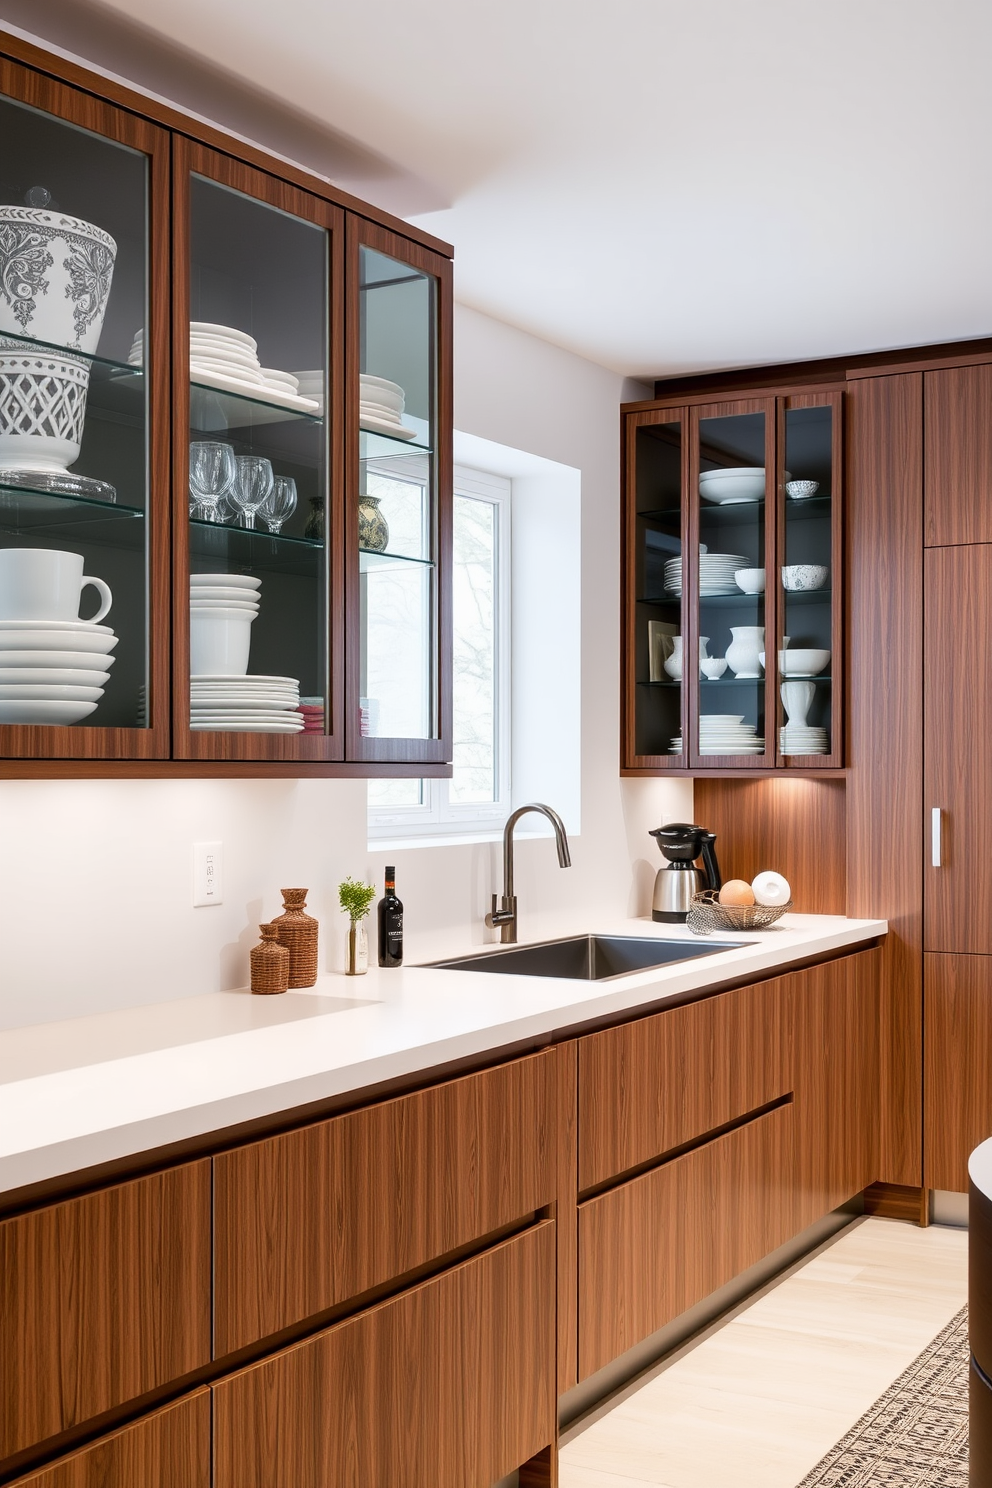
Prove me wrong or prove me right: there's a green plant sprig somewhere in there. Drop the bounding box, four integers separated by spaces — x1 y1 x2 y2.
338 877 376 922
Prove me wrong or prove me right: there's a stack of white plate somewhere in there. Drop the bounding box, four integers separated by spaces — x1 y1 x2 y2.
669 714 765 755
128 324 320 414
292 371 325 414
664 552 750 597
360 374 416 440
0 620 117 724
779 725 830 755
190 674 303 732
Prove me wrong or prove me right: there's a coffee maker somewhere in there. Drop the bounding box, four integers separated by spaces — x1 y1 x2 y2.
649 822 722 923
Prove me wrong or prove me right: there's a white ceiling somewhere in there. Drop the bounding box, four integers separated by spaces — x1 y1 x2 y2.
44 0 992 375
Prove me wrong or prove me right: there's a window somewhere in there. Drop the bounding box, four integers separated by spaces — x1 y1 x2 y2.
368 465 511 837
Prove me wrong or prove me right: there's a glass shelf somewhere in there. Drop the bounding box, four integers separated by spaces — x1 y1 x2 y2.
637 594 682 607
0 484 145 548
189 519 322 579
0 331 137 374
698 592 765 608
360 424 431 459
360 547 434 573
782 587 833 605
640 674 832 687
190 379 323 430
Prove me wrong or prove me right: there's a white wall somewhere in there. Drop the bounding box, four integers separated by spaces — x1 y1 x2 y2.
0 305 691 1031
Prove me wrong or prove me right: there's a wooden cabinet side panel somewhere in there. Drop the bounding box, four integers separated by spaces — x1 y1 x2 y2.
0 1162 212 1460
212 1222 557 1488
7 1393 210 1488
213 1050 556 1355
577 1103 798 1380
924 544 992 954
925 952 992 1192
556 1040 579 1394
578 978 791 1191
924 364 992 547
790 950 881 1227
846 372 923 1186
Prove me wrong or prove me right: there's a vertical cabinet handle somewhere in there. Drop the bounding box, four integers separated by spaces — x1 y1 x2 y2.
931 807 942 868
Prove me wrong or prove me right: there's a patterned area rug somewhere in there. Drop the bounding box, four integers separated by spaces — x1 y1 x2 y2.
797 1306 968 1487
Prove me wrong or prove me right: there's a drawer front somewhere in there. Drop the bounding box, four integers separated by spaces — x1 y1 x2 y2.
214 1049 556 1354
578 1101 798 1379
578 977 791 1191
0 1162 212 1460
213 1221 557 1488
6 1393 209 1488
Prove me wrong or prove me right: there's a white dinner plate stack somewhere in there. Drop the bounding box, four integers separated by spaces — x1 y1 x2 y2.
292 371 325 414
0 621 117 724
360 374 417 440
779 725 829 755
664 552 750 598
128 323 320 414
190 674 304 732
669 715 765 755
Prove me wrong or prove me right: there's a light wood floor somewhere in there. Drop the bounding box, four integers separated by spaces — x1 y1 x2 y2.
559 1216 968 1488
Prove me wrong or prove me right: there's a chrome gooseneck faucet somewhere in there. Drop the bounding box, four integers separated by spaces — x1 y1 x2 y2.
486 803 571 944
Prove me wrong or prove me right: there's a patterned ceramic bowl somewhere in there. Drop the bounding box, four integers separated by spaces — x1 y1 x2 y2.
781 564 828 592
785 479 819 501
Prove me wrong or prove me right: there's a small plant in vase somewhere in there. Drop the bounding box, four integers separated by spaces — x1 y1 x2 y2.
338 877 376 975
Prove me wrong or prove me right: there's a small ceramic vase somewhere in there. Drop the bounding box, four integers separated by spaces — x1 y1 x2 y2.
663 636 683 681
347 920 369 976
725 625 765 679
250 922 289 995
358 493 389 551
781 680 816 729
304 496 324 542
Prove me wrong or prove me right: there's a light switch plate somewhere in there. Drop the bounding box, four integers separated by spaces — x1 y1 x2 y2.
193 840 223 907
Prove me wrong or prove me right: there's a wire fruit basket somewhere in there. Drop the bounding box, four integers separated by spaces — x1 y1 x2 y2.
686 889 793 935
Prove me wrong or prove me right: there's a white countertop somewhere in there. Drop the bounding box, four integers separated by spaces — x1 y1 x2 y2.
0 913 885 1197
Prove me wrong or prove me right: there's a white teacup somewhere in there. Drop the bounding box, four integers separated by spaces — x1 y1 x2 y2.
0 548 112 624
189 610 254 676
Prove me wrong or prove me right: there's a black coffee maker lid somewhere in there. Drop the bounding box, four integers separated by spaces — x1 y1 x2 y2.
650 822 710 862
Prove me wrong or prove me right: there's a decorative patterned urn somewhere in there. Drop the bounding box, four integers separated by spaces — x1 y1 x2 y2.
0 206 117 494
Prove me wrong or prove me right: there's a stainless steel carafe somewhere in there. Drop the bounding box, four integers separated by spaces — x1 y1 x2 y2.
649 823 722 923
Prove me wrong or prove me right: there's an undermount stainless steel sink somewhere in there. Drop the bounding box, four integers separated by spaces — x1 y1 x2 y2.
426 933 743 982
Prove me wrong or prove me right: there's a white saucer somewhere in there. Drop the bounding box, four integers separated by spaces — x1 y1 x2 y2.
0 649 116 668
0 667 110 686
0 682 103 700
0 699 98 724
189 322 257 350
191 673 298 685
190 575 261 589
0 618 114 633
188 588 262 602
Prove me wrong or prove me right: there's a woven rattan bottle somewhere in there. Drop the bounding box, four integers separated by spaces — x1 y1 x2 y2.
273 888 319 988
250 923 290 995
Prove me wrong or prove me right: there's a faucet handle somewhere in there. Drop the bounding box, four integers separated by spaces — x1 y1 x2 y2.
485 894 518 942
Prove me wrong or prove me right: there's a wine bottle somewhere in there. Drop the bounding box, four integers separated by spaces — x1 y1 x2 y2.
377 866 403 968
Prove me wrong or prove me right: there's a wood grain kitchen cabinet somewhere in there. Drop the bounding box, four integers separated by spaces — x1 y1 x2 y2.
0 1161 211 1460
577 977 791 1192
213 1050 556 1355
924 543 992 954
924 362 992 546
925 952 992 1192
212 1222 557 1488
621 385 843 774
790 949 880 1225
5 1393 209 1488
577 1101 797 1380
0 33 453 778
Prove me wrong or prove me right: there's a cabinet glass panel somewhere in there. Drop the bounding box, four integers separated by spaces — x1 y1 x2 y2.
359 246 437 741
186 176 327 735
0 96 148 728
696 412 766 757
634 420 682 757
782 406 832 757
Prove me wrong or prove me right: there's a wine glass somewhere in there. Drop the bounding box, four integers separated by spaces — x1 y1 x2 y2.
189 441 236 523
230 455 274 530
259 475 297 534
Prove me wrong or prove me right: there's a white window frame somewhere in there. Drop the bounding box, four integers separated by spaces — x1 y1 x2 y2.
368 463 511 842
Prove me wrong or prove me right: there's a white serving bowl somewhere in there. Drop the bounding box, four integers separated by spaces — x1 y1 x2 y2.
699 467 766 503
780 648 830 676
734 567 766 594
191 573 261 590
700 658 728 680
0 698 98 724
782 564 828 592
0 625 118 654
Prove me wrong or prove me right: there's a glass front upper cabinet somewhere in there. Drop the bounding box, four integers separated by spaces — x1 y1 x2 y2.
175 143 343 760
349 224 451 764
0 69 168 757
626 413 685 766
690 400 775 766
778 392 842 766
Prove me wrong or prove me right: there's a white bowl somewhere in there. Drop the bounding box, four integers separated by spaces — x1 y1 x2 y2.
0 626 118 653
700 658 728 680
0 666 110 685
0 649 115 668
188 587 261 602
782 564 828 592
190 599 259 612
780 648 830 676
735 568 766 594
0 698 98 724
190 574 261 590
0 682 103 700
699 467 766 503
